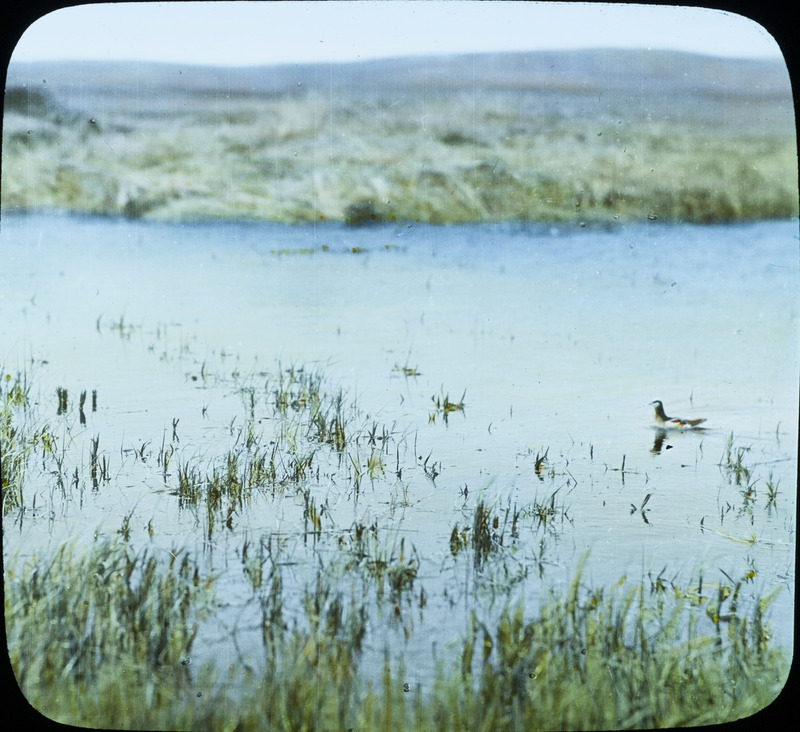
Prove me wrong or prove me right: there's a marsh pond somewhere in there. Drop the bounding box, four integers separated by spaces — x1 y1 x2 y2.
2 212 796 728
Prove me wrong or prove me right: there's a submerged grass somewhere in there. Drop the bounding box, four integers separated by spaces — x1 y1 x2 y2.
3 354 793 729
429 388 466 425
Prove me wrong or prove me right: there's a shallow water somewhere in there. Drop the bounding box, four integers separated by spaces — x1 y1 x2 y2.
2 213 797 685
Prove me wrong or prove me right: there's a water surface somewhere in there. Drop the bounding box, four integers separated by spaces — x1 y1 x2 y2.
2 213 796 684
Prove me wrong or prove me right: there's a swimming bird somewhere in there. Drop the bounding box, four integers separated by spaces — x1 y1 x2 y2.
651 400 706 430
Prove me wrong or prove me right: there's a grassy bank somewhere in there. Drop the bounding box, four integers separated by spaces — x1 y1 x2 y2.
3 51 797 224
6 538 789 730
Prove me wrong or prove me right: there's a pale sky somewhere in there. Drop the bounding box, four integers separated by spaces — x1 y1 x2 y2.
9 1 783 67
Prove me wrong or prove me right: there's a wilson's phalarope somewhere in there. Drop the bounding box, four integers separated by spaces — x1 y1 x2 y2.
651 400 706 430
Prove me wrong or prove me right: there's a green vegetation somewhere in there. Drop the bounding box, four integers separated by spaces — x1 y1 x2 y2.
5 538 788 730
3 51 797 224
429 388 466 425
6 538 214 708
2 343 792 729
1 371 32 513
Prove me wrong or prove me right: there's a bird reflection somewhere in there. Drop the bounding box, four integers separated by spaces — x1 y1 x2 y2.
651 430 670 454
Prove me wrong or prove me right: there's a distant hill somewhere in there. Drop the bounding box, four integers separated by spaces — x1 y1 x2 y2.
7 49 792 118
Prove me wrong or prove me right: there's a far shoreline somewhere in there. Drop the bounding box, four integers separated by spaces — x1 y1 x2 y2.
2 205 797 233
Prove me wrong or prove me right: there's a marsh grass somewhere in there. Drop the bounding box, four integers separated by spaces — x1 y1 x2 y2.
765 472 780 514
471 501 499 566
429 388 466 425
56 386 68 415
123 360 419 554
393 361 421 378
5 536 215 725
447 557 788 731
7 52 794 224
722 431 752 486
1 370 32 513
717 433 789 525
5 538 788 730
525 488 572 531
3 356 792 729
449 500 524 568
533 447 549 479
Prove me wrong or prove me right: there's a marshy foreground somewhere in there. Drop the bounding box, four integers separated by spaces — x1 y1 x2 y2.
1 358 792 729
2 213 796 729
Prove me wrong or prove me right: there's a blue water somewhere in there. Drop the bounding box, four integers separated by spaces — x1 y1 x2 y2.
2 212 797 686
